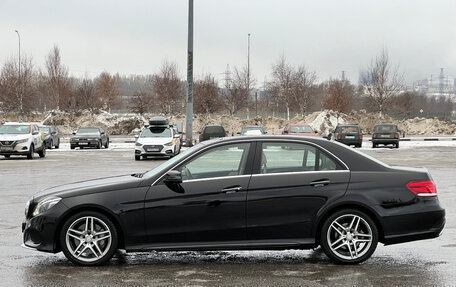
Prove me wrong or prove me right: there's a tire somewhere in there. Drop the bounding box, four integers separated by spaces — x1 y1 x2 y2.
4 155 10 158
97 140 102 149
320 209 378 265
38 146 46 158
60 211 118 266
49 139 53 149
135 155 141 161
104 139 109 149
27 144 34 159
372 143 376 148
70 145 75 150
55 139 60 149
395 142 399 149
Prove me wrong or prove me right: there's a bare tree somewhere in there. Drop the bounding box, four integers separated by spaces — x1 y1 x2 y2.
291 65 317 116
153 61 183 115
194 74 221 116
0 56 36 114
75 78 101 110
360 49 404 116
269 55 294 120
323 79 354 113
130 91 153 115
96 72 118 112
45 45 70 110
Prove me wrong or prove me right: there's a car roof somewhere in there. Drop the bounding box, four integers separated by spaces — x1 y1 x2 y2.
3 122 32 125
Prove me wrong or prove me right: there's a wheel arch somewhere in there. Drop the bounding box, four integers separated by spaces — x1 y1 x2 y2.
314 202 385 245
55 205 125 251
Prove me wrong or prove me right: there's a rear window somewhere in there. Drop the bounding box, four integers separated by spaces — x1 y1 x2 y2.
374 125 397 132
338 126 359 133
204 126 225 134
289 125 313 133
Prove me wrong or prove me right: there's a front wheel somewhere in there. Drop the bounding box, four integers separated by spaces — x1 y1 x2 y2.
60 211 118 266
320 209 378 264
27 145 34 159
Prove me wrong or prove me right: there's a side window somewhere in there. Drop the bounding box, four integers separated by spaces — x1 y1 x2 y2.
32 125 38 133
179 143 251 181
319 152 338 171
261 142 317 174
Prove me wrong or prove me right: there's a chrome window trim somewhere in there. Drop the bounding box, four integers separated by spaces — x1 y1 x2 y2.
151 138 350 186
182 174 252 183
252 170 350 177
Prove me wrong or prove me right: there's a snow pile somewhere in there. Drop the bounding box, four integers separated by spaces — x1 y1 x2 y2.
305 110 346 135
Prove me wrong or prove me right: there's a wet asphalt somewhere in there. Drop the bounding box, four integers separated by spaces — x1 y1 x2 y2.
0 142 455 286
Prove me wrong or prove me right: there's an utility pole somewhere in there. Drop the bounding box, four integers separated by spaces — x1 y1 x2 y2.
246 33 250 120
15 30 22 122
185 0 194 145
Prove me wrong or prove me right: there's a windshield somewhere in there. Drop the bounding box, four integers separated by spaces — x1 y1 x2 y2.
76 128 100 135
0 125 30 135
40 127 51 134
143 143 201 178
141 127 172 138
374 125 397 133
290 126 313 133
241 126 263 135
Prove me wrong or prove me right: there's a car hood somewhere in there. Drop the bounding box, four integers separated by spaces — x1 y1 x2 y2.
137 137 173 144
32 174 144 201
71 134 100 139
0 134 30 141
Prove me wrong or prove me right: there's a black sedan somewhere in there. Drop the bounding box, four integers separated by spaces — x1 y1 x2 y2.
22 136 445 266
70 126 109 149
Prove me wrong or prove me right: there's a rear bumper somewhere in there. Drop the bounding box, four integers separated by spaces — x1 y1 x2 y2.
336 139 362 145
372 139 399 144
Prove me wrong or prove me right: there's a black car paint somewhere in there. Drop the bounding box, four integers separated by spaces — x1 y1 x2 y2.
23 136 445 255
334 125 362 147
70 127 109 149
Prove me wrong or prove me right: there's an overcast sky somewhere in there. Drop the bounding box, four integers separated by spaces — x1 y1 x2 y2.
1 0 455 86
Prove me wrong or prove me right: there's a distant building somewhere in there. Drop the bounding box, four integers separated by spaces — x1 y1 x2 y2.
413 68 455 101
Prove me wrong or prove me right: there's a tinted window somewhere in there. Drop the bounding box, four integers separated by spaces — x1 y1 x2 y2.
261 142 317 174
204 126 225 134
319 152 337 170
180 143 250 180
374 125 397 132
77 128 100 135
339 126 359 133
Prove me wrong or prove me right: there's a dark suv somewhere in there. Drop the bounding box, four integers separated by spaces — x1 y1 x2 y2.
334 124 363 147
372 123 400 148
199 125 227 142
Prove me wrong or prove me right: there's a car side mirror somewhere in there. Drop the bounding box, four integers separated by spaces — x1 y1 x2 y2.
163 170 184 193
101 131 105 135
314 130 318 133
51 131 56 135
283 130 288 134
134 135 139 139
237 132 241 135
32 131 39 135
72 131 76 135
264 131 268 134
174 134 180 138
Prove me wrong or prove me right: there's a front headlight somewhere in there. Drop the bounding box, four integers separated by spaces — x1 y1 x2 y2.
16 139 28 144
135 142 143 146
32 197 61 217
25 199 31 217
164 141 173 146
71 138 79 142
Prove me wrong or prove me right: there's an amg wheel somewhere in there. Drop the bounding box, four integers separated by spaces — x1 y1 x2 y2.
321 209 378 264
60 211 118 266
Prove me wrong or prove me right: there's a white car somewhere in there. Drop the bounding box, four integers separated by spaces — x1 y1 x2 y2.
135 125 181 160
0 122 46 159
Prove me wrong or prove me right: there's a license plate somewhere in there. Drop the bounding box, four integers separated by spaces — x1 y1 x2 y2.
1 147 13 151
79 142 88 145
381 135 390 138
345 135 355 139
147 148 159 152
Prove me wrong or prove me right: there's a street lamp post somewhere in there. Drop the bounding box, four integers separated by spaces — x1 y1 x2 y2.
15 30 22 122
185 0 194 146
247 33 250 120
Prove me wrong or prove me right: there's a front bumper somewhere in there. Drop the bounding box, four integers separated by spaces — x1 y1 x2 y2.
71 140 100 148
22 202 68 253
135 144 176 157
0 142 30 155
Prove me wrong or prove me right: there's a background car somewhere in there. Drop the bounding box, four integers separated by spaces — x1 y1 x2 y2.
334 124 363 147
135 117 181 160
0 122 46 159
39 125 60 149
199 125 227 142
70 126 109 149
239 125 267 136
22 136 444 266
282 124 318 136
372 123 400 148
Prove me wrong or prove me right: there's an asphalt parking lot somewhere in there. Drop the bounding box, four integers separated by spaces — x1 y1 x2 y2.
1 140 455 286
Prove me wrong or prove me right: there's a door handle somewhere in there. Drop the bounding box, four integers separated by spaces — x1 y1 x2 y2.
310 179 330 187
222 186 242 194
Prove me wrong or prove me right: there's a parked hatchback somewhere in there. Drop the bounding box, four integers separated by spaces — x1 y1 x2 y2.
334 124 363 147
199 125 227 142
372 124 400 148
39 125 60 149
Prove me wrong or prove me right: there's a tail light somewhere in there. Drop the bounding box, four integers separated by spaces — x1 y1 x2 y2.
394 133 399 138
406 180 437 197
373 133 377 138
337 134 342 140
358 134 363 139
225 132 228 137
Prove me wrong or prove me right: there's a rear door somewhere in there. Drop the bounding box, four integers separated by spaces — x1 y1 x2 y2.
246 141 350 241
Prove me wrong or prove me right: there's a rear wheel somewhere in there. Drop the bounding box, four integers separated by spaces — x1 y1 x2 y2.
60 211 118 266
38 146 46 158
104 139 109 148
372 143 376 148
4 155 10 158
70 145 75 150
97 140 102 149
55 139 60 149
27 145 34 159
321 209 378 264
395 142 399 148
49 139 53 149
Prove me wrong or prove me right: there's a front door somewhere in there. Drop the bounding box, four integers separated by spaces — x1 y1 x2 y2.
144 142 254 245
246 141 350 241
